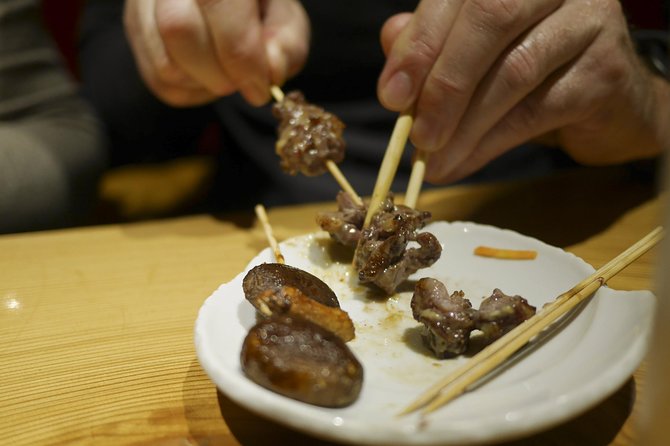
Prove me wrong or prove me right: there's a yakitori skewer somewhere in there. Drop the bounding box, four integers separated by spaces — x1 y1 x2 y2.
363 109 414 226
270 86 363 206
254 203 284 264
399 226 665 416
404 150 428 209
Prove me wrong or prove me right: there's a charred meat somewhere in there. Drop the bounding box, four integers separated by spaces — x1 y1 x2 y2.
411 280 536 358
353 197 442 294
477 288 536 341
315 191 366 248
411 278 477 358
272 91 345 176
241 316 363 407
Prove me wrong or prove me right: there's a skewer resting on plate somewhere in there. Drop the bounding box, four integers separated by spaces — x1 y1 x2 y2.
399 225 665 416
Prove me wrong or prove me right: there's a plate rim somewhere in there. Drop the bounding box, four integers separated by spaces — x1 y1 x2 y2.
194 221 656 445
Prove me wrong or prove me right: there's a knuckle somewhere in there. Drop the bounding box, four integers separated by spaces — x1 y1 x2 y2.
222 33 258 66
156 9 198 43
153 58 183 84
582 41 630 88
505 99 539 135
407 34 443 66
500 43 541 91
426 71 470 101
466 0 525 34
391 28 444 74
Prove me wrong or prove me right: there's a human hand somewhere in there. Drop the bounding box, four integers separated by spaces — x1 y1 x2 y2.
378 0 667 183
123 0 310 107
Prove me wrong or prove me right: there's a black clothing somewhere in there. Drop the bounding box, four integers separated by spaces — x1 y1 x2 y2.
79 1 584 212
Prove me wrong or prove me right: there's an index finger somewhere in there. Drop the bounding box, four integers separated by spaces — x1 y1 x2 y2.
196 0 270 105
411 0 562 152
378 0 464 112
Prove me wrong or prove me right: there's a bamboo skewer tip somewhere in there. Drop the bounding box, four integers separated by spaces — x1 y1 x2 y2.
254 204 285 264
270 85 284 102
404 151 428 209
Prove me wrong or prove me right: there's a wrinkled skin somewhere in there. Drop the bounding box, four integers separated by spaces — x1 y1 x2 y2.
378 0 669 183
123 0 309 106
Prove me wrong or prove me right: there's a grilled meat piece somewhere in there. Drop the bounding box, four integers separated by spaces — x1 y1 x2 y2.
315 191 366 248
353 198 441 294
253 285 355 342
272 91 345 176
411 278 477 358
243 263 339 308
241 316 363 407
476 288 536 341
412 278 537 359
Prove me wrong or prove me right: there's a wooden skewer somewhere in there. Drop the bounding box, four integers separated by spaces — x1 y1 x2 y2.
254 204 285 264
270 85 285 102
270 85 363 207
404 150 427 209
363 110 414 227
325 162 363 206
399 226 665 416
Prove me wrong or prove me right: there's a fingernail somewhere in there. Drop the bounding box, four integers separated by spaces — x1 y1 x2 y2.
381 71 413 110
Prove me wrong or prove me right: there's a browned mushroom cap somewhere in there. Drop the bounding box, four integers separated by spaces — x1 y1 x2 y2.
253 285 355 342
243 263 339 308
241 315 363 408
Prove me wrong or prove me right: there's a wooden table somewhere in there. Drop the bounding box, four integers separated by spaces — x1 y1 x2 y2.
1 165 664 445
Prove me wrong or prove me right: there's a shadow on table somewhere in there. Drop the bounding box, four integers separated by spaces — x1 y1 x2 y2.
499 378 636 446
219 378 634 446
182 357 635 446
427 165 658 249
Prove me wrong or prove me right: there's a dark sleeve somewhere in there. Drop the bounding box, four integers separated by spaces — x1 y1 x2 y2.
78 0 215 166
0 0 107 233
622 0 670 78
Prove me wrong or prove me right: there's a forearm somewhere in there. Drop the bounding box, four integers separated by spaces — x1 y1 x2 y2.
0 99 106 233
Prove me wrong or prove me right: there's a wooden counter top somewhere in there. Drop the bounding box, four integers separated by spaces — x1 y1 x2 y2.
1 165 664 445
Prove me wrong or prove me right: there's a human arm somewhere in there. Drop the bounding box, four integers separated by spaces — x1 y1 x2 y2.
378 0 670 184
122 0 310 107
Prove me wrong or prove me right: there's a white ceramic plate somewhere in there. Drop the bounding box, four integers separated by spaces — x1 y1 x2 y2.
195 221 655 445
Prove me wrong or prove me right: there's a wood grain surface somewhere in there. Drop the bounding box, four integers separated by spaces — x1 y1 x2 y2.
0 165 664 445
